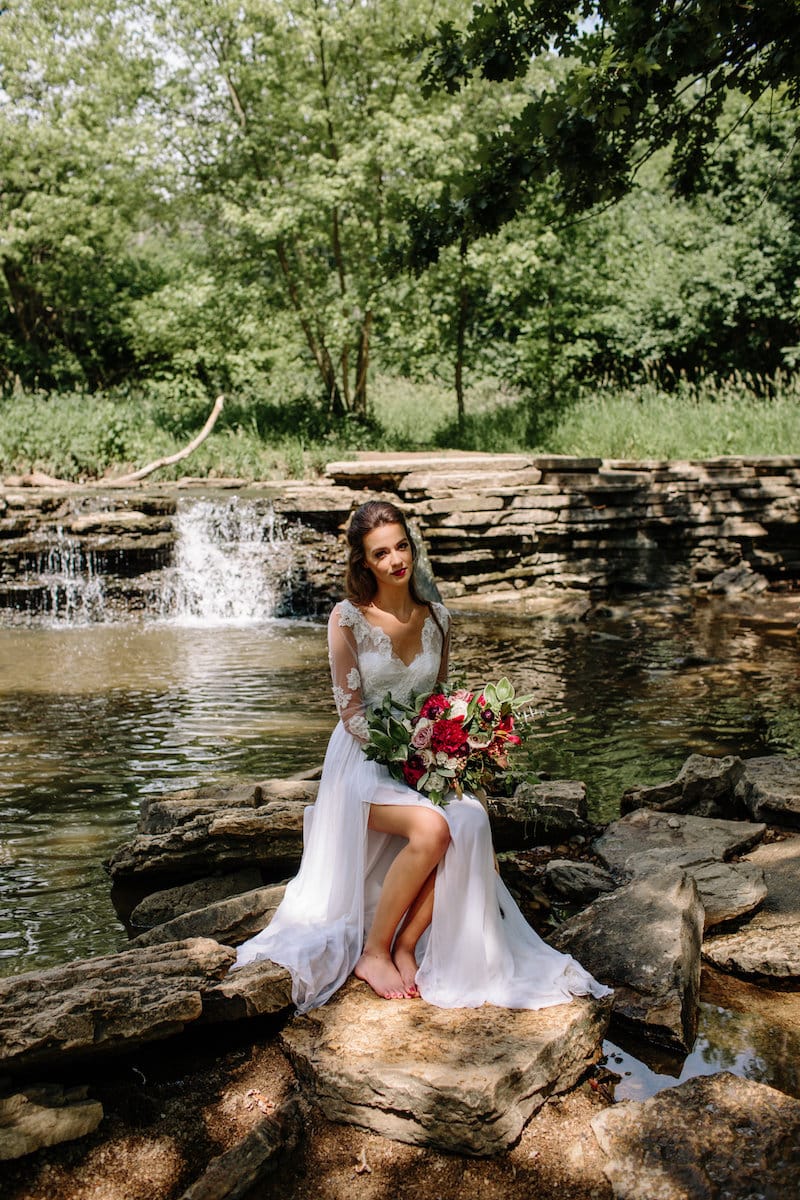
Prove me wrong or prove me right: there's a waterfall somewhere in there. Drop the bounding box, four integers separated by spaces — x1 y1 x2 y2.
36 531 108 623
160 498 296 625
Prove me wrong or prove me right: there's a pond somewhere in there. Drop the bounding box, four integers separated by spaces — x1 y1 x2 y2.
1 585 798 1102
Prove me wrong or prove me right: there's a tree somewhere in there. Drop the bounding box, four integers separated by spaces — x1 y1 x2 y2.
407 0 800 258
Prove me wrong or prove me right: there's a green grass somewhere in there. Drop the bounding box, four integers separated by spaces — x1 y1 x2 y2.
1 371 798 483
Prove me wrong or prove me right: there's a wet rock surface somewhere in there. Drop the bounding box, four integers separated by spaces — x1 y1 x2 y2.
0 1085 104 1161
591 1072 800 1200
281 978 612 1155
549 866 703 1052
0 938 234 1073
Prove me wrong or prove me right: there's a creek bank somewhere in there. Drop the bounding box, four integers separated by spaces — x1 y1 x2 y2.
4 752 800 1194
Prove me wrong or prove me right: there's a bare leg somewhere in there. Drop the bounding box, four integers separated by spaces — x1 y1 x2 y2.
354 804 450 1000
393 869 436 992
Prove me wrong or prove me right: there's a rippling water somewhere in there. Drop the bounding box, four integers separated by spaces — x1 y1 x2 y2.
2 595 798 978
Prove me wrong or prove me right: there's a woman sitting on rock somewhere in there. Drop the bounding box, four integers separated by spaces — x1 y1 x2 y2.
235 499 611 1011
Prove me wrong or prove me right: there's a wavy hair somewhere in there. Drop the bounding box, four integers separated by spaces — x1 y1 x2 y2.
345 500 425 606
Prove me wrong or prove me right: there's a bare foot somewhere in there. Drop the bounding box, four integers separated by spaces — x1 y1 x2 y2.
392 943 419 997
354 950 409 1000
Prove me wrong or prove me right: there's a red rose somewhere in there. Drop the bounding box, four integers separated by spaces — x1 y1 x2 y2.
402 755 427 789
430 717 469 756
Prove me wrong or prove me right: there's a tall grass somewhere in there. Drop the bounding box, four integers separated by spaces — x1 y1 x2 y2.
1 371 798 482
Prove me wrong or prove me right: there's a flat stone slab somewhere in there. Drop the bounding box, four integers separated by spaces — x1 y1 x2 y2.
739 755 800 827
703 833 800 981
201 959 293 1024
549 866 703 1052
132 884 286 948
625 854 767 931
0 938 234 1072
489 780 592 850
0 1084 103 1161
591 1072 800 1199
130 868 264 928
593 809 765 876
281 978 611 1155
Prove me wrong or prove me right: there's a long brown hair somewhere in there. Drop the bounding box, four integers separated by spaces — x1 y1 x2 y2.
345 500 426 607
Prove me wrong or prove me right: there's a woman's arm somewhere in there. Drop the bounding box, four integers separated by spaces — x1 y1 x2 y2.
327 605 370 743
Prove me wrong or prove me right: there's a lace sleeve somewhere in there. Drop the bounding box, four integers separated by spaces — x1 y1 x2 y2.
432 602 451 688
327 605 370 743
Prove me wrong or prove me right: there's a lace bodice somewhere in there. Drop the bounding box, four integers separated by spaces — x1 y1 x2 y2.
328 598 450 742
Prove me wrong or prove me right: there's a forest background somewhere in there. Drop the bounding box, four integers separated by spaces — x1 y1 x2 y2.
1 0 798 481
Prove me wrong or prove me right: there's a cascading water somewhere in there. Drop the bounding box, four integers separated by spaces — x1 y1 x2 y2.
159 497 297 624
37 531 107 623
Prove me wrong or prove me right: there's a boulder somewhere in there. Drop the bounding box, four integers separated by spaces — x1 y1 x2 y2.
281 978 611 1155
489 780 592 850
201 959 293 1024
549 866 703 1052
139 779 318 835
179 1096 301 1200
620 754 746 818
0 938 234 1073
625 854 766 932
0 1084 103 1161
543 859 617 904
105 801 309 890
703 833 800 981
738 755 800 827
132 884 286 949
591 1072 800 1200
130 868 264 928
593 809 765 876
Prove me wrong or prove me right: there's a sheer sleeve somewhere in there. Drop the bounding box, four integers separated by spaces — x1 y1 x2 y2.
327 605 370 743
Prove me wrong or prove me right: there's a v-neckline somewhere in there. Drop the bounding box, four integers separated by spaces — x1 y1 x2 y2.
351 601 432 669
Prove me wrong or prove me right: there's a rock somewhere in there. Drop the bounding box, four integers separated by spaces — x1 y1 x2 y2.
625 854 767 931
738 755 800 827
496 853 551 926
139 780 319 835
179 1096 301 1200
201 959 293 1023
281 978 611 1155
543 859 617 903
105 801 309 889
593 809 765 876
132 884 286 948
130 869 264 928
702 833 800 981
0 938 234 1073
708 562 769 594
591 1072 800 1200
549 866 703 1052
620 754 746 818
489 780 592 850
0 1084 103 1161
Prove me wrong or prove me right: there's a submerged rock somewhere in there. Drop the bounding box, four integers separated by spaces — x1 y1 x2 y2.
281 977 611 1155
549 866 703 1052
0 938 234 1073
620 754 745 818
591 1072 800 1200
0 1085 103 1161
593 809 765 876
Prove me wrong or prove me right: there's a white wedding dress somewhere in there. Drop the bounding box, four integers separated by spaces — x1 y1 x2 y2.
234 599 611 1013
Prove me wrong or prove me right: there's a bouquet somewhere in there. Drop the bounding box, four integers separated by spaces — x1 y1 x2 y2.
363 678 533 806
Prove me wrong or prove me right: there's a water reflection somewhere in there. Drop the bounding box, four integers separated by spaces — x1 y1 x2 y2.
1 596 798 977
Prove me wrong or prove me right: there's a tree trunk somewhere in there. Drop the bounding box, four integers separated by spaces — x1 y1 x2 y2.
352 310 373 418
454 233 470 430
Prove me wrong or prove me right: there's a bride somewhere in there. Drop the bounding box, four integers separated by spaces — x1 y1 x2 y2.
235 500 610 1012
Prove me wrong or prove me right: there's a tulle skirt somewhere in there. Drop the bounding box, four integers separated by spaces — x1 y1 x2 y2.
233 721 612 1013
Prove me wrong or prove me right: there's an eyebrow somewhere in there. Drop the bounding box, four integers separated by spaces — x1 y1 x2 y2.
371 537 409 553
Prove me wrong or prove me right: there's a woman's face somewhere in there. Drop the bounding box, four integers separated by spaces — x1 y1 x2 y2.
362 522 414 591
